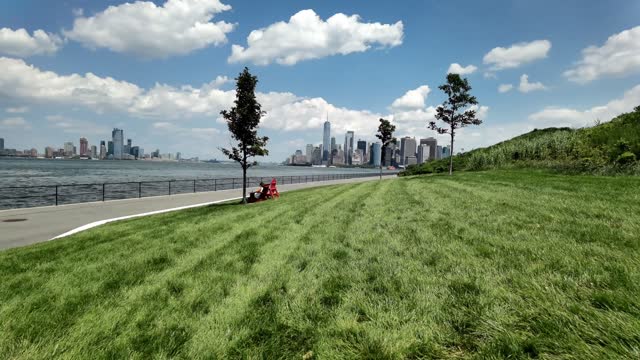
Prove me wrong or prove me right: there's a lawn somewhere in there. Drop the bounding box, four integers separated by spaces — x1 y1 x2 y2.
1 170 640 359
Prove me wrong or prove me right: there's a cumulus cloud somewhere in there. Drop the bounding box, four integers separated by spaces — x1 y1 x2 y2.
1 117 30 129
228 9 403 65
390 85 431 111
6 106 29 113
518 74 546 93
498 84 513 93
46 114 109 135
447 63 477 75
529 84 640 127
483 40 551 70
64 0 234 58
564 26 640 83
0 28 63 57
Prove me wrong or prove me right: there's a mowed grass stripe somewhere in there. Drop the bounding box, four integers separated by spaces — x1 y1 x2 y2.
1 171 640 358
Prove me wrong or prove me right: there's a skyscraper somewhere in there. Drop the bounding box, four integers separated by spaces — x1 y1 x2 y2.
417 144 430 164
357 140 367 157
112 128 124 159
372 142 382 167
322 119 330 161
420 137 437 161
107 141 114 157
90 145 97 158
64 142 74 157
125 138 132 155
344 131 354 165
436 145 443 160
99 141 106 159
331 137 336 151
400 137 417 165
79 137 88 156
305 144 314 163
442 146 451 158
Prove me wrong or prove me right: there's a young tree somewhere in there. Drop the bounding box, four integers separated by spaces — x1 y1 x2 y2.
220 67 269 204
376 118 396 180
429 73 482 175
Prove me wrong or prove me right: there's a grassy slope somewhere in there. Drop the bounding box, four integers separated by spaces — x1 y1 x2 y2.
1 170 640 359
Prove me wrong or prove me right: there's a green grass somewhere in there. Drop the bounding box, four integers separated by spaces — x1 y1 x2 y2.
2 170 640 359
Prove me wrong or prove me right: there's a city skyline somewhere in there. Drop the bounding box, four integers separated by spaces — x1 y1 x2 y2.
1 1 639 161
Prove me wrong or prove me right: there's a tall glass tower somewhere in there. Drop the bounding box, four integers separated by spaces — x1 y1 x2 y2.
322 119 330 162
344 131 354 165
112 128 124 160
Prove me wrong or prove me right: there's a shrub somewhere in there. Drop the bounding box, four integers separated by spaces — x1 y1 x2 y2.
616 151 637 166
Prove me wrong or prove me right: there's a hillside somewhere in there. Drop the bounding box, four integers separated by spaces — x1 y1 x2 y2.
401 107 640 176
1 171 640 358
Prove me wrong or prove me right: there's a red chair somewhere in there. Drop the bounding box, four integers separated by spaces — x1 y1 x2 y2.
267 178 280 199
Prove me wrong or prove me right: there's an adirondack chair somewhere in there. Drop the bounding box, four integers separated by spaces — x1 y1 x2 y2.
267 178 280 199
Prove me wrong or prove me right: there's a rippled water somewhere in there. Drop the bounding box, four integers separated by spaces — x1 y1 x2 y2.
0 158 392 209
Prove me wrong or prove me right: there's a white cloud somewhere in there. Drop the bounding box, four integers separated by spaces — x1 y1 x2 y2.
64 0 234 58
564 26 640 83
483 40 551 70
529 84 640 127
447 63 477 75
518 74 547 93
1 117 30 129
153 121 220 141
390 85 431 111
45 114 109 135
72 8 84 17
0 57 143 112
0 28 62 57
228 9 403 65
6 106 29 113
498 84 513 93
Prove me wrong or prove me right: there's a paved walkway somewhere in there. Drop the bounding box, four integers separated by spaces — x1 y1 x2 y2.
0 175 395 250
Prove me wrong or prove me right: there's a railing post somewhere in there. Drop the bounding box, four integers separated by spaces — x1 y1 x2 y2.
232 178 235 189
55 185 58 206
139 182 142 198
102 183 105 202
169 181 171 195
193 179 196 193
214 179 217 191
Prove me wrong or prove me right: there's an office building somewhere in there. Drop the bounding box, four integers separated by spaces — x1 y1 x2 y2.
90 145 97 158
357 140 367 163
305 144 313 163
417 144 430 164
443 146 451 158
372 142 381 167
420 137 437 161
331 137 336 151
344 131 354 165
79 137 88 156
400 137 417 165
99 141 106 159
312 146 322 165
107 141 114 157
45 146 54 158
64 142 74 157
127 139 132 155
323 120 331 161
436 145 443 160
112 128 124 159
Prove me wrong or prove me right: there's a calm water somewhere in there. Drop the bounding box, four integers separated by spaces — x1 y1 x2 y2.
0 158 388 187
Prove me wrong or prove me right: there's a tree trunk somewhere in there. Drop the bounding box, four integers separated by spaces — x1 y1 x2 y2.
449 131 454 176
242 163 247 204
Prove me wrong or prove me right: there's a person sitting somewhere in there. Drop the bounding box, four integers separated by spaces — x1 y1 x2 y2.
248 181 270 203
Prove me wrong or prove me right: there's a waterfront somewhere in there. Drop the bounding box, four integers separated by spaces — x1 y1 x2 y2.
0 159 394 209
0 158 390 187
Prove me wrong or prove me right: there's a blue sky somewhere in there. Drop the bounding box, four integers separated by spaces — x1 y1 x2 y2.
1 0 639 160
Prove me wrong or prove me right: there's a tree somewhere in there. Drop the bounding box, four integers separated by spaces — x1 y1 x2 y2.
220 67 269 204
429 73 482 175
376 118 396 180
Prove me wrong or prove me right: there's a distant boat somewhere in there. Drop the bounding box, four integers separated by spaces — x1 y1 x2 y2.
311 165 327 168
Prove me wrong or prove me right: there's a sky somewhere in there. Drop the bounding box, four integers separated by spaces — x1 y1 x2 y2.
1 0 639 161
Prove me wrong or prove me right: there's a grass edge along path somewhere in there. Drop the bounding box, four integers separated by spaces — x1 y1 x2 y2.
1 170 640 359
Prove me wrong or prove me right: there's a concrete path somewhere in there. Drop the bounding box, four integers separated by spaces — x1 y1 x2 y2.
0 175 395 250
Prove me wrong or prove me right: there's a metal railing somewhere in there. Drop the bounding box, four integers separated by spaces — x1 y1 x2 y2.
0 172 397 210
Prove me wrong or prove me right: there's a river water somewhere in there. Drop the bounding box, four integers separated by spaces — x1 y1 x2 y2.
0 159 392 209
